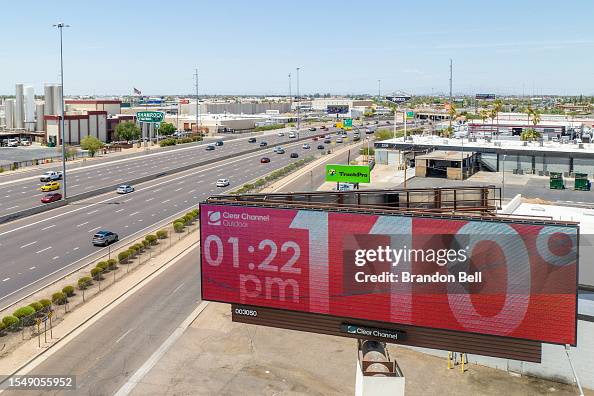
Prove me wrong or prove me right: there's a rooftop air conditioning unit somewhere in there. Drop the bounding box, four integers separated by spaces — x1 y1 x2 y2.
579 143 584 149
523 141 528 146
494 142 501 147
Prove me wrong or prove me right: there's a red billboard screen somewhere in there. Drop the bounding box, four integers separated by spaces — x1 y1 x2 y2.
200 203 578 345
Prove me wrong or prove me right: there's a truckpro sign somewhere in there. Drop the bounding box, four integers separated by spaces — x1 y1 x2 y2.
200 203 578 345
325 164 370 183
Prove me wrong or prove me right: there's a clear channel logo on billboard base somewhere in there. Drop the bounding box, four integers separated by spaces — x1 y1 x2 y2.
207 210 270 228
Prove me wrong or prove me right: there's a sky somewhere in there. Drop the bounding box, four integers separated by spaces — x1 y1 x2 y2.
1 0 594 96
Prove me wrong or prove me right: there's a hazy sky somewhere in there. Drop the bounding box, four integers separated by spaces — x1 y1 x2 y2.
2 0 594 96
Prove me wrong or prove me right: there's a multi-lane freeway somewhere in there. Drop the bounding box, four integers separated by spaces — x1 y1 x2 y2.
0 127 364 308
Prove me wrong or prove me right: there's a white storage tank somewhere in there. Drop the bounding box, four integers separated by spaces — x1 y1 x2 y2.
44 84 54 115
36 103 45 131
5 99 15 129
25 85 36 129
53 85 63 115
15 83 24 129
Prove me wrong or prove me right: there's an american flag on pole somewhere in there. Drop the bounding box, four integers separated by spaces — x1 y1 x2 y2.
133 87 142 95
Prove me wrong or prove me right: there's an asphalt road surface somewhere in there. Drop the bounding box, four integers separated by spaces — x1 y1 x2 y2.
0 131 359 308
0 125 357 218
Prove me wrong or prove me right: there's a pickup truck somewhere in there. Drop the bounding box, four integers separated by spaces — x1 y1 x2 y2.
40 171 63 182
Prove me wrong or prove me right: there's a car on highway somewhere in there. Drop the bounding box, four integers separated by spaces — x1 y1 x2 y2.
248 137 257 143
309 127 316 131
215 140 224 146
289 132 296 138
324 139 331 144
290 152 299 158
275 148 285 154
386 121 391 125
302 143 310 149
40 181 60 192
312 137 319 141
374 120 379 124
317 144 325 150
216 178 230 187
277 131 285 136
260 157 270 163
336 138 343 143
41 192 62 203
40 170 63 182
92 230 119 246
260 141 268 147
116 184 134 194
353 136 361 141
320 125 326 130
205 144 215 151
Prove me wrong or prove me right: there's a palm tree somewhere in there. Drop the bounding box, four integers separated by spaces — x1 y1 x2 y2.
446 103 457 137
493 99 503 137
479 110 489 137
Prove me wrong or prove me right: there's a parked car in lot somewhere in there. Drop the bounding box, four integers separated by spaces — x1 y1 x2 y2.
7 138 19 147
216 178 230 187
41 192 62 203
116 184 134 194
215 140 224 146
260 141 268 147
309 127 316 131
302 143 310 149
248 137 257 143
40 181 60 192
290 152 299 158
260 157 270 163
205 144 215 151
92 230 119 246
40 171 63 182
317 144 325 150
20 139 32 146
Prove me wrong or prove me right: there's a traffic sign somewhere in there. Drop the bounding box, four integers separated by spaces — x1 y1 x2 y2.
343 118 353 130
137 111 164 123
406 111 414 118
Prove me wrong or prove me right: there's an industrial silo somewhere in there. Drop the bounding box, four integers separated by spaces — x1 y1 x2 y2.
44 84 54 115
15 83 24 129
53 85 63 115
36 103 45 131
5 99 15 129
24 86 36 131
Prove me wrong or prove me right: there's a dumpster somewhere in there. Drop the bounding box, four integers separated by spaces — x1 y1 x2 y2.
549 172 565 190
575 173 591 191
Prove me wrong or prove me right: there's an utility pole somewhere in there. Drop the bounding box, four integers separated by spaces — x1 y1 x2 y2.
296 67 301 134
53 22 70 200
194 68 200 134
378 79 381 100
449 58 453 103
288 73 292 109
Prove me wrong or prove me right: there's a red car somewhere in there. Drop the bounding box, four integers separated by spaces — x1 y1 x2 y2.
320 125 326 130
41 192 62 203
312 137 319 141
260 157 271 163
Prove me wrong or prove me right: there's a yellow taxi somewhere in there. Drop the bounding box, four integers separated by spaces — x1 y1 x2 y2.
40 181 60 192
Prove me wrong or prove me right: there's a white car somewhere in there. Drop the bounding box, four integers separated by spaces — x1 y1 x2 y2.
116 184 134 194
7 138 19 147
336 138 343 143
288 132 297 138
277 132 285 136
216 178 230 187
302 143 310 149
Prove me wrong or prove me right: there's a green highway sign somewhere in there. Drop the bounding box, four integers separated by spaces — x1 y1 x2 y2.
325 164 370 183
343 118 353 128
137 111 164 123
406 111 414 118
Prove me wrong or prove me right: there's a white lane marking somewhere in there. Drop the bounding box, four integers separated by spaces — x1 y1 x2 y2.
153 188 162 192
52 256 59 260
123 198 133 202
29 266 36 270
174 187 183 192
171 282 185 294
87 209 99 215
76 221 89 227
73 247 79 251
2 278 9 282
129 211 140 217
115 208 125 213
145 198 154 202
5 205 19 210
88 226 101 233
161 199 170 204
71 184 80 188
35 246 52 254
20 241 38 249
115 328 135 344
113 302 209 396
41 224 56 231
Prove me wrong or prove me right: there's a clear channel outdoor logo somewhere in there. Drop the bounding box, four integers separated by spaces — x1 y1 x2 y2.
207 211 221 226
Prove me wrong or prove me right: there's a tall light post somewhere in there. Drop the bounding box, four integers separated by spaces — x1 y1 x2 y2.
378 79 381 100
54 22 70 199
502 154 507 202
296 67 300 136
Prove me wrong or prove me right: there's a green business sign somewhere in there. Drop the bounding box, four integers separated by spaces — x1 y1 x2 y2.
137 111 164 123
325 164 370 183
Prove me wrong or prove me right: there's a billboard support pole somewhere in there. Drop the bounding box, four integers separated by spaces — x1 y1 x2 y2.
564 345 585 396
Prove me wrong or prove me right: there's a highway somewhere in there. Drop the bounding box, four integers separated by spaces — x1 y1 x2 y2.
0 126 344 218
0 130 360 309
0 149 321 396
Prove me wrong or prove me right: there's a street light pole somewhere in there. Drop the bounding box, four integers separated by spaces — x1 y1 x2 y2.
54 22 70 199
502 154 507 202
296 67 300 136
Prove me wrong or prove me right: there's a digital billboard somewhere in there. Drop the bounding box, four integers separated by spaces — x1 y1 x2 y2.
327 105 349 114
200 203 578 345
